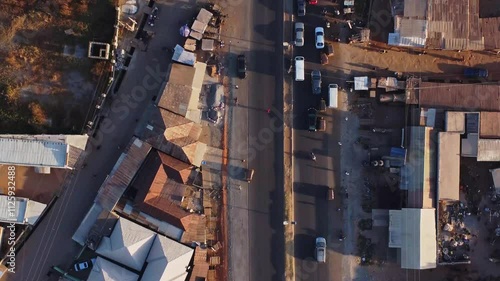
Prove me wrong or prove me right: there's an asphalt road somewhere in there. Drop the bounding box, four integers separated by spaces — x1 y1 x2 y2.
223 0 284 280
1 2 196 281
292 3 346 281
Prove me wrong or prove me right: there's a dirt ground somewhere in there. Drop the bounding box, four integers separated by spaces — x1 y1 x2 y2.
0 165 68 204
0 0 115 133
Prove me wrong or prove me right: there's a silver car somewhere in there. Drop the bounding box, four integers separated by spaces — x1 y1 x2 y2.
295 22 304 47
311 70 322 95
316 237 326 263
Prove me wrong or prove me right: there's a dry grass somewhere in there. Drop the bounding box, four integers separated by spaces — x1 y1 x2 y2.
0 0 115 133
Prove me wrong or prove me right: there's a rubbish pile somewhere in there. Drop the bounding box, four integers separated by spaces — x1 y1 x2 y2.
437 201 472 264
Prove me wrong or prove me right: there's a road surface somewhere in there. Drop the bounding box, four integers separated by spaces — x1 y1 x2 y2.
222 0 285 280
292 4 347 281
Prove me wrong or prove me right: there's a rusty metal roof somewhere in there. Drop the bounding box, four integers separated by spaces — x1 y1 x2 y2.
418 82 500 111
95 138 152 211
480 112 500 138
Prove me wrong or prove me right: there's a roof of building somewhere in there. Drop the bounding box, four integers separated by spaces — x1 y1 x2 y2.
389 210 402 248
95 138 152 211
445 111 465 133
0 196 46 225
87 257 139 281
477 139 500 161
418 82 500 111
0 138 68 168
138 108 207 167
491 168 500 189
480 112 500 138
437 132 460 201
404 0 427 18
400 208 437 269
142 235 194 281
157 62 206 123
96 217 157 271
132 150 195 230
401 127 436 208
461 133 478 157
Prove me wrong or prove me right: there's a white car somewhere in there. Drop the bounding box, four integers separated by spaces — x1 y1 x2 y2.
315 237 326 263
295 22 304 47
74 258 96 272
315 27 325 49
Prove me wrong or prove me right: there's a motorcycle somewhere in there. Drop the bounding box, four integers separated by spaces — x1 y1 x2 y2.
311 152 316 161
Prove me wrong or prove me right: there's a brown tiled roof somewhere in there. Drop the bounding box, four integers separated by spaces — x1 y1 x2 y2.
480 112 500 138
138 108 206 166
131 150 204 231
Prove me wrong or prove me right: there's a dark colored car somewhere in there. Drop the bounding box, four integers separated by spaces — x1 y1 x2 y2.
147 7 159 27
237 55 247 78
308 108 318 131
319 99 326 112
311 70 322 95
464 67 488 78
298 0 306 16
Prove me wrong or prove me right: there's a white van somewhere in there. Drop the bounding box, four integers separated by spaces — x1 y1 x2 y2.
295 56 305 81
328 84 338 108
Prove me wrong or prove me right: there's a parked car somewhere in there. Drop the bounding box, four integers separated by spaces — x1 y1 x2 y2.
74 258 96 272
295 22 305 47
311 70 322 95
316 237 326 262
298 0 306 16
325 43 334 56
147 6 159 27
315 27 325 49
307 108 318 132
309 0 318 4
464 67 488 78
379 93 406 103
237 55 247 78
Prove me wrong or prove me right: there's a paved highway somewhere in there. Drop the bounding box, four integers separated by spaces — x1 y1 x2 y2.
223 0 284 281
2 2 197 281
292 5 346 281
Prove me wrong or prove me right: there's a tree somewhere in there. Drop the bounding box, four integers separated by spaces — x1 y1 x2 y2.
28 102 47 125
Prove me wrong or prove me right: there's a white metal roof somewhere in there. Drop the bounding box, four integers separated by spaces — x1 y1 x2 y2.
142 235 194 281
389 210 402 248
0 138 68 167
354 76 369 90
96 218 156 271
400 208 437 269
477 139 500 162
0 196 26 224
491 168 500 189
87 257 139 281
0 195 46 225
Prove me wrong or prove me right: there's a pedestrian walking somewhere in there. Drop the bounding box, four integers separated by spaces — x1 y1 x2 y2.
241 159 246 163
338 142 342 146
234 97 238 105
345 171 350 176
267 108 271 114
235 85 239 89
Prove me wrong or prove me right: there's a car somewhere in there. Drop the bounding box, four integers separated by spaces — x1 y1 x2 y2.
311 70 322 95
307 108 317 132
147 6 159 27
464 67 488 78
74 258 96 272
316 237 326 262
308 0 318 4
237 55 247 78
297 0 306 16
315 27 325 49
295 22 304 47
